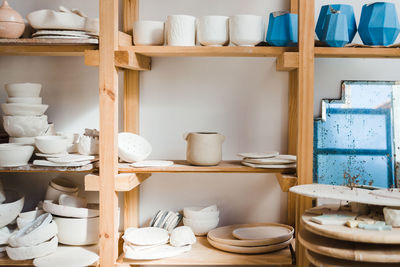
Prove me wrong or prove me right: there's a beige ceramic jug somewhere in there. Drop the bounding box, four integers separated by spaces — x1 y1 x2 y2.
184 132 225 166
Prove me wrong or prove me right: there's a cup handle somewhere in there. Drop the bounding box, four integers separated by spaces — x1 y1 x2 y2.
183 132 190 140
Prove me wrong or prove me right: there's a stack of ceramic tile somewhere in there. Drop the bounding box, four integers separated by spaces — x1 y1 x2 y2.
238 152 296 169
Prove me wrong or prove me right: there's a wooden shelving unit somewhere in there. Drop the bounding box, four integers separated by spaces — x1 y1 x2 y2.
315 47 400 58
0 164 94 173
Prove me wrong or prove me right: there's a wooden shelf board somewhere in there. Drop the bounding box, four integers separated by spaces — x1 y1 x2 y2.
117 237 293 266
0 38 98 56
119 160 296 174
121 45 296 58
0 163 94 173
0 256 33 266
315 47 400 58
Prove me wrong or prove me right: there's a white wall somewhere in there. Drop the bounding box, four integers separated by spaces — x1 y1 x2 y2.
2 0 400 228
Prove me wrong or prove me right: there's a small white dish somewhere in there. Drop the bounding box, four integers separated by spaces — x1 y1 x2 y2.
35 136 68 154
118 132 152 163
183 217 219 236
241 162 296 169
33 245 99 267
123 227 169 246
0 144 34 167
53 216 99 245
5 83 41 97
7 97 42 104
6 236 58 261
131 160 173 168
237 151 279 159
1 103 48 116
43 200 99 218
3 115 48 137
133 20 164 46
58 194 87 208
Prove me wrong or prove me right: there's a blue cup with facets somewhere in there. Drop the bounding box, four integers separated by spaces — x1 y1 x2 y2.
266 11 298 47
321 11 349 47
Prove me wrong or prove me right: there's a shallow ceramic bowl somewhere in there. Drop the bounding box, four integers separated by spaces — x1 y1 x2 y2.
183 217 219 236
7 97 42 104
35 136 68 154
5 83 41 97
53 216 99 245
183 206 220 220
9 137 35 145
0 144 34 167
43 200 99 218
45 178 78 201
118 132 152 162
0 190 24 228
1 103 48 116
3 115 48 137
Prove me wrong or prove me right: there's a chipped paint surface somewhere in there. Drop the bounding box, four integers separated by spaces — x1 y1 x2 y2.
314 81 397 188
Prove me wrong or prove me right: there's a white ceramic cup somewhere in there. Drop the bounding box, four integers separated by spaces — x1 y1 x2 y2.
133 20 165 46
197 16 229 46
230 15 265 47
166 15 196 46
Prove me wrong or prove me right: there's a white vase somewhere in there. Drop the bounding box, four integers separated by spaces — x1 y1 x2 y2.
197 16 229 46
166 15 196 46
230 15 265 47
133 20 164 46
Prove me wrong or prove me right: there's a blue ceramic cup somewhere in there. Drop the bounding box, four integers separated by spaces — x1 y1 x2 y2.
266 11 298 47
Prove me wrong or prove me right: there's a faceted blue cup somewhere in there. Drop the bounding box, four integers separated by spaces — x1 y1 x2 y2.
316 4 357 43
359 2 400 46
266 12 298 47
321 13 349 47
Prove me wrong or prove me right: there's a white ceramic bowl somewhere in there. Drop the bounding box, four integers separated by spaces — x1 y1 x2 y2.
53 216 99 245
133 20 165 46
5 83 42 97
230 15 265 46
1 103 48 116
35 136 68 154
3 115 48 137
43 200 99 218
45 178 78 201
0 190 24 228
7 97 42 104
9 137 35 145
118 132 152 162
183 217 219 236
183 206 220 220
0 144 34 167
166 15 196 46
197 16 229 46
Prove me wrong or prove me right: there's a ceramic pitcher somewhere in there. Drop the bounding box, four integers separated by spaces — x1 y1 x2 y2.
184 132 225 166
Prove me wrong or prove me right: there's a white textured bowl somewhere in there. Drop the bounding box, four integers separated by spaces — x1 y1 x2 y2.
134 20 165 46
0 144 34 167
1 103 48 116
9 137 36 145
0 190 24 228
183 206 220 220
183 217 219 236
35 136 68 154
7 97 42 104
118 132 152 162
3 115 48 137
5 83 42 97
230 15 265 47
53 216 99 245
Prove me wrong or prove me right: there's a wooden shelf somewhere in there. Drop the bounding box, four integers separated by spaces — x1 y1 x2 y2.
0 163 94 173
119 160 296 174
117 237 294 266
0 38 98 56
315 47 400 58
0 256 32 266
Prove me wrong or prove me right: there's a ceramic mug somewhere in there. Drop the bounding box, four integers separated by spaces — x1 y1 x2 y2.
230 15 265 47
166 15 196 46
197 16 229 46
133 20 165 46
184 132 225 166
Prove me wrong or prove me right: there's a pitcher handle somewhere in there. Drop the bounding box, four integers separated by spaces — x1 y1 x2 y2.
183 132 190 140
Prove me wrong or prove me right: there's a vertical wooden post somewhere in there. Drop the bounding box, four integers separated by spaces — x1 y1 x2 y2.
99 0 119 265
297 0 315 266
123 0 141 230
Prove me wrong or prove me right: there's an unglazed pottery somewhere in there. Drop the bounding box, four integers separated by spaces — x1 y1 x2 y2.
123 227 169 246
197 16 229 46
131 160 174 168
184 132 225 166
232 225 293 241
241 162 296 169
44 178 78 201
133 20 164 46
77 135 99 155
0 144 34 167
384 207 400 227
0 226 15 245
53 216 99 245
166 15 196 46
6 236 58 261
17 209 45 229
124 243 191 260
183 206 219 220
170 226 196 247
183 217 219 236
237 151 279 158
8 213 57 247
43 200 99 218
0 1 25 38
33 245 99 267
118 132 152 162
9 137 35 145
3 115 48 137
7 97 42 104
58 194 87 208
35 136 68 154
230 15 264 46
5 83 41 97
48 154 95 164
33 159 91 167
1 103 48 116
0 191 24 228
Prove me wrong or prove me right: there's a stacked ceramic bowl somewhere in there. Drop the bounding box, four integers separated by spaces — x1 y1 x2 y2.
183 205 219 236
239 152 297 169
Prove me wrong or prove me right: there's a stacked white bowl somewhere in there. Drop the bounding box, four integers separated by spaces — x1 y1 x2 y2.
183 205 219 236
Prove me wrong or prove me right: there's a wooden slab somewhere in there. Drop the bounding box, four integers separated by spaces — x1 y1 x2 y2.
299 229 400 263
0 38 98 45
0 163 93 173
290 184 400 207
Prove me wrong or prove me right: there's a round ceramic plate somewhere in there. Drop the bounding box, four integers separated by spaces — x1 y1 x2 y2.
242 162 296 169
207 223 294 247
124 243 191 260
118 132 152 163
233 226 293 240
207 236 292 254
123 227 169 246
33 245 99 267
243 157 295 165
237 151 279 159
131 160 174 168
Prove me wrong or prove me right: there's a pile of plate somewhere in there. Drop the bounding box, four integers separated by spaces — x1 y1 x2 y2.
207 223 294 254
238 152 296 169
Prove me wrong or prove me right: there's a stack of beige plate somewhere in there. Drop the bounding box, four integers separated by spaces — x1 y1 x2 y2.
238 152 297 169
207 223 294 254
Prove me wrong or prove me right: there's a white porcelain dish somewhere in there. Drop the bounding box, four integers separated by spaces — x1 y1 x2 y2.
1 103 48 116
9 137 35 145
237 151 279 159
0 191 24 228
6 236 58 261
3 115 48 137
230 15 265 47
183 206 219 220
5 83 41 97
170 226 196 247
183 217 219 236
197 16 229 46
118 132 152 162
53 216 99 245
123 227 169 246
35 136 68 154
43 200 99 218
133 20 164 46
0 144 34 167
33 245 99 267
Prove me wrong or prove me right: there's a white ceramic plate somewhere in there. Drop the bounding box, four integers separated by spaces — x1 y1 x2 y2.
118 132 152 163
47 154 96 164
131 160 174 168
33 245 99 267
36 153 69 158
232 226 293 240
43 200 99 218
6 236 58 261
123 227 169 246
124 243 191 260
33 160 91 167
243 156 296 165
1 103 48 116
237 151 279 159
241 162 296 169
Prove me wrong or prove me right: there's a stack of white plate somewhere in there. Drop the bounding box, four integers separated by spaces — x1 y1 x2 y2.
238 151 297 169
32 30 98 43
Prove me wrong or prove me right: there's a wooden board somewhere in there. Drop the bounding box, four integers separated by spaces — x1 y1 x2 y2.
116 237 294 266
315 47 400 58
299 229 400 263
0 164 93 173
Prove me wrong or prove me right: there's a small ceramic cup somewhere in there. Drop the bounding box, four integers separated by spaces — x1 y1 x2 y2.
230 15 265 47
166 15 196 46
197 16 229 46
133 20 165 46
44 178 78 201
